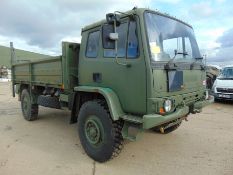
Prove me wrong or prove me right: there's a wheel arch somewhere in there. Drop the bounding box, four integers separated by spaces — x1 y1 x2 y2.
73 86 125 121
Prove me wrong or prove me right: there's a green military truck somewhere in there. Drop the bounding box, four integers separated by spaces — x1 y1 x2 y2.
11 8 212 162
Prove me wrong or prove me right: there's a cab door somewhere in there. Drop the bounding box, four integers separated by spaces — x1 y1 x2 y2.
79 17 147 115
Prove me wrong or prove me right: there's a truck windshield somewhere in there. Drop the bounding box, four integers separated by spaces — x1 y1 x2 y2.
145 12 201 62
218 67 233 80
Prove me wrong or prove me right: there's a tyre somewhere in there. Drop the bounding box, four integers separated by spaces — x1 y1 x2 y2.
78 100 123 162
153 121 182 134
21 89 38 121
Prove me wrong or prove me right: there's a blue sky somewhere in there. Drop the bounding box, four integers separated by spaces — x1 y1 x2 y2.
0 0 232 65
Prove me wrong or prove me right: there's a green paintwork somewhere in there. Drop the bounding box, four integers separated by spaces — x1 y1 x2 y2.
61 42 79 91
121 121 143 141
12 8 212 141
143 97 214 130
74 86 125 121
0 45 49 68
78 17 147 115
12 42 79 91
143 106 189 129
12 57 62 88
193 97 214 109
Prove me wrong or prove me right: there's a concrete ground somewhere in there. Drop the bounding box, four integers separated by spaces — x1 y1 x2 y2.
0 82 232 175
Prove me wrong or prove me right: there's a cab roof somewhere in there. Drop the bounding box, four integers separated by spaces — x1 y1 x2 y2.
81 8 192 32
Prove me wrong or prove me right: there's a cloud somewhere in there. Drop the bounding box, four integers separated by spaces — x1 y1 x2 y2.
0 0 149 51
189 2 215 20
207 28 233 64
217 28 233 48
155 0 181 4
216 0 226 3
186 1 233 65
208 47 233 62
0 1 72 48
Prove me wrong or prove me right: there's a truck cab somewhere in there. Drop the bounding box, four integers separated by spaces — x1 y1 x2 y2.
78 8 211 129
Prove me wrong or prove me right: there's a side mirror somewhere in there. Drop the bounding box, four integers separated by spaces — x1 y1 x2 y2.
102 25 118 49
106 13 121 26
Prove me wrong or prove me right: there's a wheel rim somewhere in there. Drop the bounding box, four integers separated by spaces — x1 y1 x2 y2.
84 115 103 146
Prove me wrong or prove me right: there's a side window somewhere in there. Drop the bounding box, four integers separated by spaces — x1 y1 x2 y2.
103 21 139 58
127 21 139 58
104 23 128 58
184 37 192 57
86 31 100 58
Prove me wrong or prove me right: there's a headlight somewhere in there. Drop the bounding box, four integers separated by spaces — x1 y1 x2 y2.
164 99 172 112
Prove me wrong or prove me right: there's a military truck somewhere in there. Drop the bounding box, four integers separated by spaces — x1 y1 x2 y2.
11 8 212 162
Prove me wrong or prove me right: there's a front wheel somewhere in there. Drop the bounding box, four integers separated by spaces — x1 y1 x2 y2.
78 100 123 162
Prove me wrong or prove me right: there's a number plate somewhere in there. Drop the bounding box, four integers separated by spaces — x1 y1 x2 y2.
218 94 231 98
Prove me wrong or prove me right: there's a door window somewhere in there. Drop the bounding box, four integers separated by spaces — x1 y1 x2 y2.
127 21 139 58
104 23 128 58
86 31 100 58
104 21 139 58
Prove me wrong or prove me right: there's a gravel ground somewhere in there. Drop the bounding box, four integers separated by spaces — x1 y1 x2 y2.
0 82 233 175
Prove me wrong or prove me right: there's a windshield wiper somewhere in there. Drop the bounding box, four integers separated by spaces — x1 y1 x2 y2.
190 57 204 70
164 50 188 70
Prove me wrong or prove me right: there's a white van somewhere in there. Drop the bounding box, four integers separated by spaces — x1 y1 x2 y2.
212 65 233 101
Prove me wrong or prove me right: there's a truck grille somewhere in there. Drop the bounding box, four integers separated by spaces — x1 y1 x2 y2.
217 88 233 93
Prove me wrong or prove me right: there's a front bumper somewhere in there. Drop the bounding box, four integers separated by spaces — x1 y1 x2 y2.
142 97 214 129
213 93 233 100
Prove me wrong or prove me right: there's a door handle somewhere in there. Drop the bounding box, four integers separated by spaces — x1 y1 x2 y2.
93 73 102 83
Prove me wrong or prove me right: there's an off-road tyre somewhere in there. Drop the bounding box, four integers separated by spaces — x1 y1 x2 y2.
153 121 182 134
21 89 38 121
37 95 61 109
78 100 123 162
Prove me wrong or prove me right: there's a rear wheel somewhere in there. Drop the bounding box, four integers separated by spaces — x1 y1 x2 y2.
78 100 123 162
21 89 38 121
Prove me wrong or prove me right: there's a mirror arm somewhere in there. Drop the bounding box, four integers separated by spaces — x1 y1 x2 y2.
113 16 131 68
